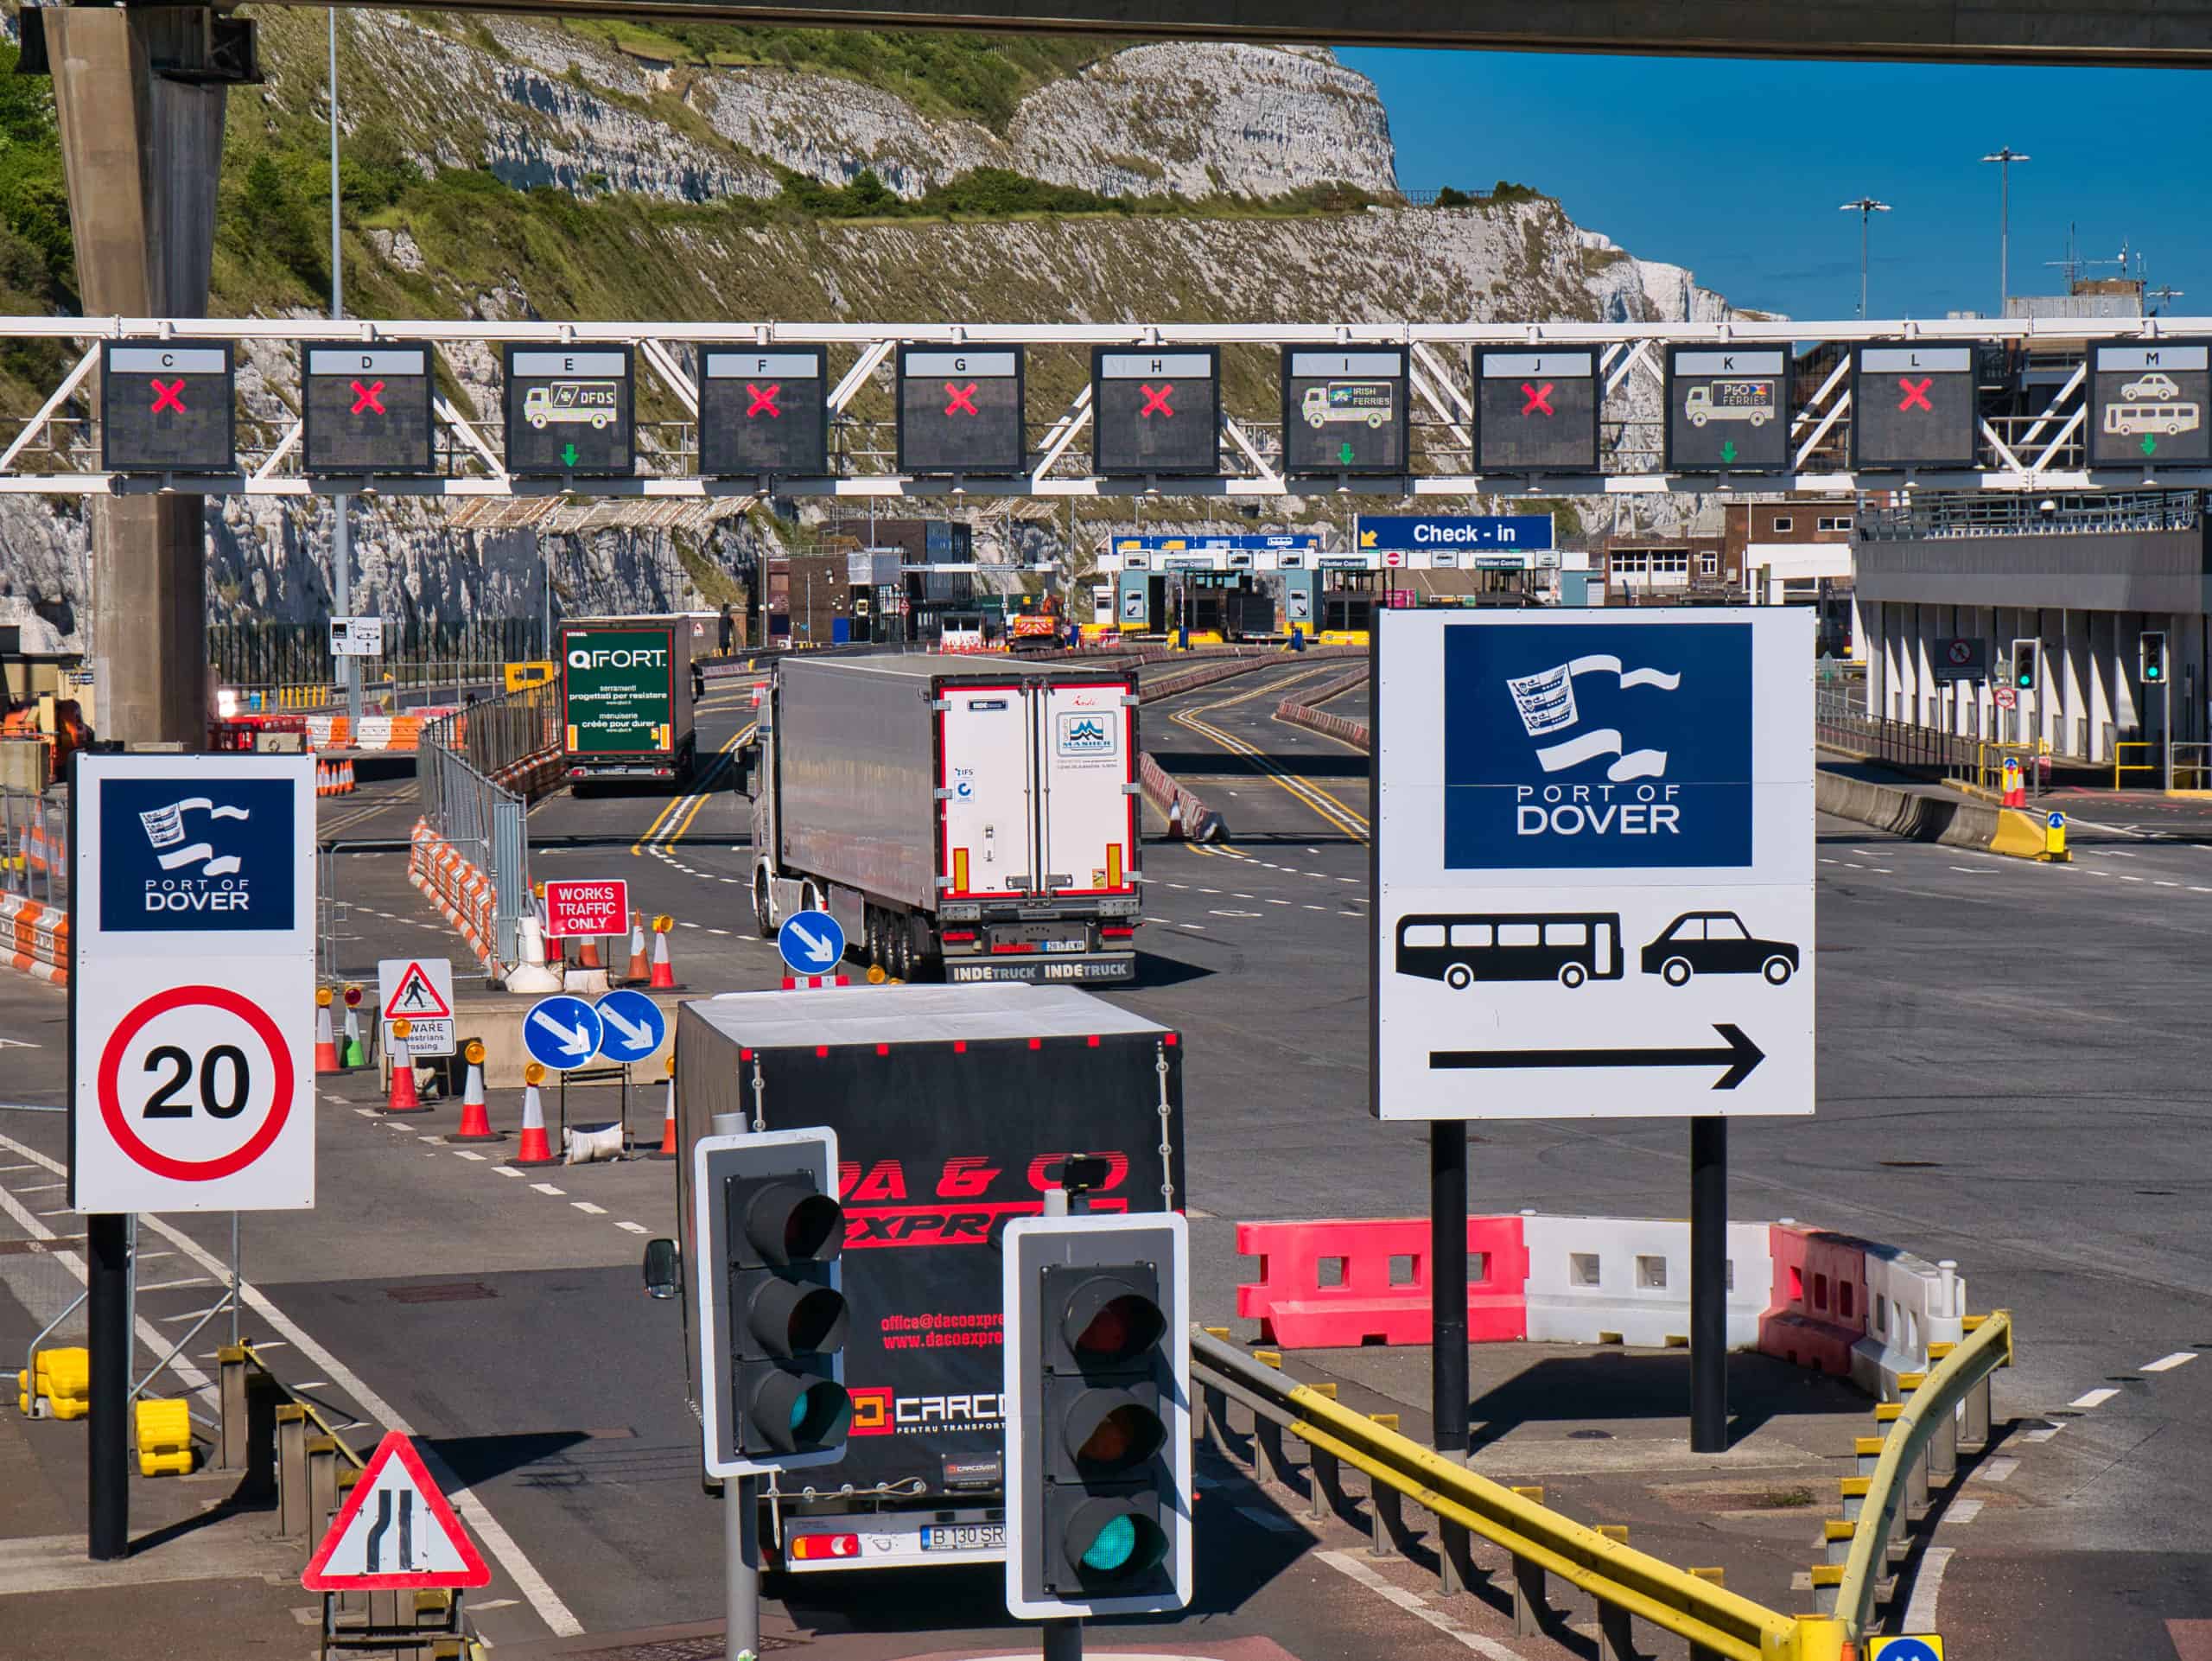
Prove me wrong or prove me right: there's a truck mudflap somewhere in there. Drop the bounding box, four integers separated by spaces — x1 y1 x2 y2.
943 952 1135 984
779 1507 1006 1571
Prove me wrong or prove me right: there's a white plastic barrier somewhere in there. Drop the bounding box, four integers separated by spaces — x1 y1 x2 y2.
1520 1214 1773 1350
1852 1246 1966 1401
563 1122 626 1165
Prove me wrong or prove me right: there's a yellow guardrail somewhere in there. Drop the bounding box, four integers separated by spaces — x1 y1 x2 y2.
1831 1310 2012 1639
1192 1329 1845 1661
2114 740 2158 789
241 1339 365 1467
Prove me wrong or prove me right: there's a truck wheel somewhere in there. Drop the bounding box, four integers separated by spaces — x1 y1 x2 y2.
751 874 773 939
892 923 915 983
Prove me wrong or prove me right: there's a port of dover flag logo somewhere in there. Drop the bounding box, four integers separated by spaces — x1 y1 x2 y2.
1445 622 1752 871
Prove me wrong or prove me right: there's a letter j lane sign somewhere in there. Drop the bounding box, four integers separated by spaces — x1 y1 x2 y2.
1370 609 1814 1123
72 754 317 1212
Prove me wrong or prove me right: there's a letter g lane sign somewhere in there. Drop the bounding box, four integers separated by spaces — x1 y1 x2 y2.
72 754 316 1212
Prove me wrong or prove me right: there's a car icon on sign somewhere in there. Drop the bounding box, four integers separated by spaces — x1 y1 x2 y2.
2120 372 2181 401
1642 911 1798 986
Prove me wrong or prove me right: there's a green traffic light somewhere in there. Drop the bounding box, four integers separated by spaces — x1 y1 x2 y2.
1082 1515 1139 1572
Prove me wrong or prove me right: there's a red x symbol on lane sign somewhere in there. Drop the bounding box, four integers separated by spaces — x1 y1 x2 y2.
746 382 781 418
149 379 186 415
1138 383 1174 418
1897 377 1934 413
944 381 979 417
1521 381 1555 417
349 379 385 416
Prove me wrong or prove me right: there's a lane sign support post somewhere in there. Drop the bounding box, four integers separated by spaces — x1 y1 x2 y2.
1689 1115 1727 1452
1431 1123 1470 1592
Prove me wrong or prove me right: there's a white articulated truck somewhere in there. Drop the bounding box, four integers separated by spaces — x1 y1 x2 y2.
748 654 1143 982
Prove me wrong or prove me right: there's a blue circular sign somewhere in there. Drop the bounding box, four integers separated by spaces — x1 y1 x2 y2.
1872 1639 1942 1661
523 995 604 1072
2046 810 2066 830
777 909 846 977
593 988 667 1065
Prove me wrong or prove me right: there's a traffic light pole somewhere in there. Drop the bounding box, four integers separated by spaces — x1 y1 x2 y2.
1039 1184 1083 1661
727 1473 761 1661
1688 1117 1728 1453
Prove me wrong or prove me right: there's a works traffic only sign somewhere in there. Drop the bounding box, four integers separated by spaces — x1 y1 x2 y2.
302 1431 491 1592
102 341 236 474
542 879 630 939
699 347 830 480
778 909 845 977
1370 608 1814 1122
898 347 1025 475
378 958 455 1059
1091 347 1221 477
1472 349 1601 474
301 343 437 475
73 754 315 1212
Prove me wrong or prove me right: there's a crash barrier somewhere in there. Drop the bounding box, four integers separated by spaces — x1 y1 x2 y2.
1191 1331 1846 1661
1820 1311 2011 1642
301 714 432 752
1236 1217 1530 1346
0 893 67 985
409 819 499 971
1138 752 1228 843
1274 665 1373 750
1143 645 1362 703
1237 1214 1954 1391
1814 764 2054 862
17 1345 89 1418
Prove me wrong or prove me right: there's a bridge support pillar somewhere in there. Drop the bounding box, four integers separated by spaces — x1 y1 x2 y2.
44 7 231 746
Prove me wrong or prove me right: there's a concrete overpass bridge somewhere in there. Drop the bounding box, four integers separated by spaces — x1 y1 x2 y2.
21 0 2211 746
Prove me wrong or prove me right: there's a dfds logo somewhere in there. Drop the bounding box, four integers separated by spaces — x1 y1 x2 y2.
1443 622 1751 870
99 778 296 932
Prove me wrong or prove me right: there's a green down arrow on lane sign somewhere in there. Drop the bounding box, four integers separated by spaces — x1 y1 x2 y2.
1338 439 1355 465
562 442 580 467
1719 439 1738 464
2142 434 2159 457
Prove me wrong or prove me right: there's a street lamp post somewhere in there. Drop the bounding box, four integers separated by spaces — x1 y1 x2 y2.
1838 198 1891 319
328 15 360 729
1980 148 2031 309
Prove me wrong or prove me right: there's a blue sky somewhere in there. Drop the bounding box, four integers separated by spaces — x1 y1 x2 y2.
1338 49 2209 326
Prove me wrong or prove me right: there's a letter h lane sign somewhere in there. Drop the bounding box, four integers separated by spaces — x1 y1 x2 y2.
70 752 317 1212
1090 347 1221 477
1368 608 1815 1123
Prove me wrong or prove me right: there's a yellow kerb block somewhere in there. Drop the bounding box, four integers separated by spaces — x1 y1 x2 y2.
135 1398 194 1477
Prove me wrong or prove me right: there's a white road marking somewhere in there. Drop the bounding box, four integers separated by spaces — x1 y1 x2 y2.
14 1181 64 1193
493 1166 524 1177
2142 1352 2198 1373
2069 1387 2120 1410
452 1151 486 1162
1974 1457 2019 1483
1316 1549 1525 1661
2020 1422 2064 1443
1946 1499 1984 1524
571 1201 607 1216
1901 1544 1955 1634
531 1182 566 1196
616 1221 651 1235
1237 1505 1301 1533
134 1278 213 1293
354 1108 379 1118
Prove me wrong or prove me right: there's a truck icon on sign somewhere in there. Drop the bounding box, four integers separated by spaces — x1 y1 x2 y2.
524 382 619 430
1301 382 1394 430
1684 380 1776 427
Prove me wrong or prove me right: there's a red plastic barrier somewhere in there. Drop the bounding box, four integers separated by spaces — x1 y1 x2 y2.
1236 1216 1529 1348
1758 1222 1868 1376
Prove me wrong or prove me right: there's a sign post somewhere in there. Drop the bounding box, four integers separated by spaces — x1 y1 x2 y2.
1371 608 1814 1454
71 752 316 1559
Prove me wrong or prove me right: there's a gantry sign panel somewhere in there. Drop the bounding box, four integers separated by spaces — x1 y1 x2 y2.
1472 348 1600 474
302 343 437 476
504 345 635 478
699 346 830 480
102 342 235 474
2087 341 2210 469
1665 345 1789 474
1281 347 1408 476
898 347 1025 476
1851 344 1978 472
1091 347 1221 477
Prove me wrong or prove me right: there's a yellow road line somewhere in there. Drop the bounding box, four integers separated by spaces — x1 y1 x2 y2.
1170 668 1370 840
646 724 755 853
628 724 753 856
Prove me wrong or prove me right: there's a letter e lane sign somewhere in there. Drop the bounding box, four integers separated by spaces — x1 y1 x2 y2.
71 753 316 1212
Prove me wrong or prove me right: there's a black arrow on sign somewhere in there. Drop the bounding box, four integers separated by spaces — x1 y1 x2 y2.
1429 1024 1765 1091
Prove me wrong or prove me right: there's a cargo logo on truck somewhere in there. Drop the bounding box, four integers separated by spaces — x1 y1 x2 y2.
1055 712 1117 758
566 646 668 669
848 1385 1006 1437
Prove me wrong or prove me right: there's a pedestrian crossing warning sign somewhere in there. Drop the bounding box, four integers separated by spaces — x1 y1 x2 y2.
302 1431 491 1591
381 960 453 1021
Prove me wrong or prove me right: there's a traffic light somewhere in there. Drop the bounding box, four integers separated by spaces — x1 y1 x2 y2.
691 1129 851 1478
1003 1212 1192 1620
2011 639 2038 693
2142 630 2167 684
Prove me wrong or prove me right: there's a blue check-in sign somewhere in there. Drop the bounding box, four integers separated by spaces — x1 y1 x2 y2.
1444 620 1753 870
99 777 297 932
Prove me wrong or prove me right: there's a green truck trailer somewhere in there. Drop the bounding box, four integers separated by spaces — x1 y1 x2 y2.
558 617 697 787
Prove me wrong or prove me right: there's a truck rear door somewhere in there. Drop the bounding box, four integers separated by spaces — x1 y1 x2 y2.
1039 679 1137 895
938 683 1037 897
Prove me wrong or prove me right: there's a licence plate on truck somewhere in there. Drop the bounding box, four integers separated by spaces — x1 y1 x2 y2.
1046 939 1085 952
922 1524 1004 1552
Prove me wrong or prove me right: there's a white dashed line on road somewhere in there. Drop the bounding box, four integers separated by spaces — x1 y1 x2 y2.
493 1166 524 1177
2069 1387 2120 1409
2143 1352 2198 1372
616 1221 651 1235
1974 1457 2019 1483
531 1182 566 1196
1315 1549 1524 1661
452 1151 486 1162
572 1201 607 1216
1946 1499 1984 1524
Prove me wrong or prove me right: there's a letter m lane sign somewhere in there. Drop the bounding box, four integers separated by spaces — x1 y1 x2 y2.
1369 609 1815 1124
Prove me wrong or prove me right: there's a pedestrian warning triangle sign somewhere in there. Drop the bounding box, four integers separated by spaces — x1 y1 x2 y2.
383 961 453 1021
302 1431 491 1591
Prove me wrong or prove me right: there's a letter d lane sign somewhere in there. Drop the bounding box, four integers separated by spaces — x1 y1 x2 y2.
72 752 316 1212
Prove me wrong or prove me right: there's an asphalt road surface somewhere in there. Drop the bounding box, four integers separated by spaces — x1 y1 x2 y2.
6 664 2211 1659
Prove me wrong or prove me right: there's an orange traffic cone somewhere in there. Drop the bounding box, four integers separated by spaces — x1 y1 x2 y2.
340 759 355 792
626 913 649 984
513 1065 557 1166
578 933 603 971
384 1025 424 1114
314 991 342 1075
649 915 680 990
314 761 327 798
449 1041 499 1142
646 1056 677 1161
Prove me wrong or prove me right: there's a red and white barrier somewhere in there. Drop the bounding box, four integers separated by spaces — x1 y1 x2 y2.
1520 1213 1772 1350
0 894 67 986
408 818 498 969
1235 1216 1529 1347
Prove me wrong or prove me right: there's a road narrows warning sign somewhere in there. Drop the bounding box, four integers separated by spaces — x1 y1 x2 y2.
302 1431 491 1591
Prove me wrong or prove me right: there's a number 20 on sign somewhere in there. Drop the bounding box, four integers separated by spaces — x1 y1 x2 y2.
71 753 316 1212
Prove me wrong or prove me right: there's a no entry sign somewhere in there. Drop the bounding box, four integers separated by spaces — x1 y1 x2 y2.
72 753 316 1212
542 878 630 939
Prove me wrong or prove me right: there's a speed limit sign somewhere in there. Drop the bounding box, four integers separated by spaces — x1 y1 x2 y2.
72 753 315 1212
